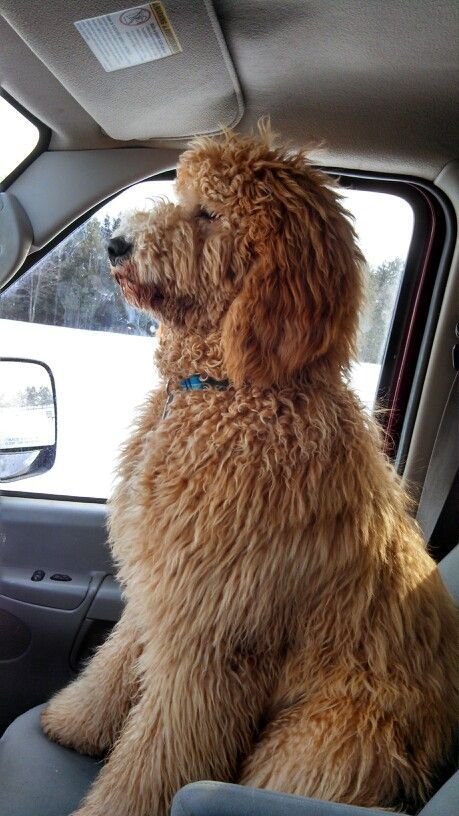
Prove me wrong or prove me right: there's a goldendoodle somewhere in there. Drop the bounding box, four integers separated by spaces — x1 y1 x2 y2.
41 126 458 816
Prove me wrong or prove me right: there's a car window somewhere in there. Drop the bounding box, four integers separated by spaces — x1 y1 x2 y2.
0 96 40 182
0 180 413 499
343 189 414 408
0 179 175 499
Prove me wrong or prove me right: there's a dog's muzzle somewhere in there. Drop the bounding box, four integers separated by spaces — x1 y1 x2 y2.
107 236 133 266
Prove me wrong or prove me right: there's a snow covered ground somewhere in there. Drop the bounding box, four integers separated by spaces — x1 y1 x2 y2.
1 405 55 449
1 320 159 497
1 320 380 498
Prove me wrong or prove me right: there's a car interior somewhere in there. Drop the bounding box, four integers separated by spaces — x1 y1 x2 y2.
0 2 457 815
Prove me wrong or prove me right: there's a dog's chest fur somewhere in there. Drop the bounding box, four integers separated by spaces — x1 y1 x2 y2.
108 383 355 636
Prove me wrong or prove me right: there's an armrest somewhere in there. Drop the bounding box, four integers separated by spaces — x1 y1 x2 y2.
171 782 387 816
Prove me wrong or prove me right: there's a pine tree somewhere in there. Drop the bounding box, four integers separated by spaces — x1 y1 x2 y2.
358 258 404 363
0 213 155 336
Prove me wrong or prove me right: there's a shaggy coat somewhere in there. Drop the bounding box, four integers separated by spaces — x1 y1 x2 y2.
42 127 458 816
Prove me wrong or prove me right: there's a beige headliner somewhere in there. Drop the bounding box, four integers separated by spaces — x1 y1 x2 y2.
1 0 458 178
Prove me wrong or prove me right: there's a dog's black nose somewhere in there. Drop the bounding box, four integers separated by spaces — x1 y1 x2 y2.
107 236 132 262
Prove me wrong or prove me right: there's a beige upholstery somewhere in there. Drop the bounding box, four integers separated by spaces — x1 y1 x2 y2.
0 0 243 142
0 1 458 175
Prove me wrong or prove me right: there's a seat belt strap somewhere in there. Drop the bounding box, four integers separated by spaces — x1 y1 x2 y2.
416 370 458 543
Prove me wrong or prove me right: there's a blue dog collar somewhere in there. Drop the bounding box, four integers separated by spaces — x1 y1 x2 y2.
162 374 230 419
179 374 229 391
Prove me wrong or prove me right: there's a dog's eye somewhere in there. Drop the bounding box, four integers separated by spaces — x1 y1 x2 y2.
197 207 219 221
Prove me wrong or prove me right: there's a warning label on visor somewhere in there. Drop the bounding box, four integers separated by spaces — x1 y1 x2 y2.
75 2 182 72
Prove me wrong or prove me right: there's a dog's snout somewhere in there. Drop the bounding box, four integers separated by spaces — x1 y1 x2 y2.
107 236 133 263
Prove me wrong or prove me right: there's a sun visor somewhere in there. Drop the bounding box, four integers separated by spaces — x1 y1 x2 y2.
0 193 33 289
0 0 244 141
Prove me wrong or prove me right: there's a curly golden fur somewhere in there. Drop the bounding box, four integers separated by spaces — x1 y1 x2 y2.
41 126 458 816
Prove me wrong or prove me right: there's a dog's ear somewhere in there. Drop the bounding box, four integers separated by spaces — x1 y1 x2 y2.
222 166 363 387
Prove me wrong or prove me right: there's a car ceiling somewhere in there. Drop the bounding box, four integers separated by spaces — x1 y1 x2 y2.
0 0 458 178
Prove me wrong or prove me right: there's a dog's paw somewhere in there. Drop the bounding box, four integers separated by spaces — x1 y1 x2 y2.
71 806 103 816
41 698 106 757
71 805 107 816
70 791 130 816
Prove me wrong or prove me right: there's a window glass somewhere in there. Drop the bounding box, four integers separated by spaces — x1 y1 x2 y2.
0 97 40 182
0 180 175 498
0 180 413 499
343 189 413 408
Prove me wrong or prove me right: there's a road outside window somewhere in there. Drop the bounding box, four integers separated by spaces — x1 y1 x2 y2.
0 180 413 498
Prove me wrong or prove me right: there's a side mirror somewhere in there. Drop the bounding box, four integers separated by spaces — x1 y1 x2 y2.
0 358 57 482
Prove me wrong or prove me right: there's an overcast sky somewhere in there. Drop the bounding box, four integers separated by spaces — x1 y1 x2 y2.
0 97 39 179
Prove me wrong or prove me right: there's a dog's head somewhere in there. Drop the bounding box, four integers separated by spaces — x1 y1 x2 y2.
108 126 363 387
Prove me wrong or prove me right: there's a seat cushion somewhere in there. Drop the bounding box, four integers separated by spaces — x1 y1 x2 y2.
171 782 394 816
171 778 459 816
419 770 459 816
0 704 100 816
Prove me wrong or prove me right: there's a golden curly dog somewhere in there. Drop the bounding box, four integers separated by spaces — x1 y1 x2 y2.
42 127 458 816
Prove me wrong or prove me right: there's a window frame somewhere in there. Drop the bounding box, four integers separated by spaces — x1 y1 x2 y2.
1 169 455 502
0 90 51 191
2 170 176 291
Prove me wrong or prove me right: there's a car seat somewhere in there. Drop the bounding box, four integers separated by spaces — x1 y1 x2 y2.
0 545 457 816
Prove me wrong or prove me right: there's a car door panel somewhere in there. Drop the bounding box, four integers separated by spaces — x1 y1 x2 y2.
0 495 123 734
